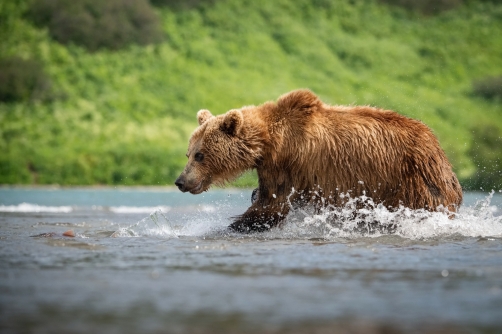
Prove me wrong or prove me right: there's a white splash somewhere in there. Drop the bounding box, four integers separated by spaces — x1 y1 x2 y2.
111 210 176 237
110 206 229 238
275 191 502 240
111 192 502 240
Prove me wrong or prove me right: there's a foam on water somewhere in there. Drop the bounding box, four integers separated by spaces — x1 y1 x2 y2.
0 203 172 214
112 191 502 240
274 192 502 240
110 206 228 238
109 206 171 214
0 203 73 213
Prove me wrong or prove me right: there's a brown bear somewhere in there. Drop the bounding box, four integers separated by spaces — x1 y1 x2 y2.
175 89 463 232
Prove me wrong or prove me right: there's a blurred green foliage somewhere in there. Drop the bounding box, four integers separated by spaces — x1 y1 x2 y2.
149 0 216 10
467 125 502 191
27 0 163 51
473 76 502 101
0 56 52 102
0 0 501 190
379 0 463 15
380 0 502 14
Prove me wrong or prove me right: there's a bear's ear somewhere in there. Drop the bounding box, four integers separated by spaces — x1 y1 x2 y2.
277 89 322 115
197 109 213 125
220 109 243 136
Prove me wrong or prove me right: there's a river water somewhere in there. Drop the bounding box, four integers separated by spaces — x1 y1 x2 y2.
1 187 501 333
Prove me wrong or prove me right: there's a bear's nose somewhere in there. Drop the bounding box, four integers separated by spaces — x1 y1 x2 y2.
174 177 185 192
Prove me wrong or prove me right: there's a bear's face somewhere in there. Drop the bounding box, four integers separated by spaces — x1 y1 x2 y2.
175 108 262 194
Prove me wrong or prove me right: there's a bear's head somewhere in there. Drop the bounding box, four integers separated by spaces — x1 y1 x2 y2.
175 108 263 194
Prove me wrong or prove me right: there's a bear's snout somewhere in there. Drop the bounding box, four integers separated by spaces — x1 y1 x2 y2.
175 174 205 194
174 176 186 192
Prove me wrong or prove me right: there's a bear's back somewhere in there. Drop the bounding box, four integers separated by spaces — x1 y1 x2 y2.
262 99 461 211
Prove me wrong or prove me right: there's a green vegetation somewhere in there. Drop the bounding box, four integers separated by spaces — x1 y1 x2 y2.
26 0 164 52
473 76 502 101
468 125 502 191
379 0 463 15
1 0 501 189
0 56 52 102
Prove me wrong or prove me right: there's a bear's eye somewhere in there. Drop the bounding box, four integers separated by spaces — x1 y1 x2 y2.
194 152 204 162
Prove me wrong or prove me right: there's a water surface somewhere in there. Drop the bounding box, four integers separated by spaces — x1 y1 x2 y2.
1 187 501 333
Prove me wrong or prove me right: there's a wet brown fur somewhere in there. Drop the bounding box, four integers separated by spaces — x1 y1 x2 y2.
176 90 463 232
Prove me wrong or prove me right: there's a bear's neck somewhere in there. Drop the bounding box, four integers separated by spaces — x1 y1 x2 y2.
243 107 286 170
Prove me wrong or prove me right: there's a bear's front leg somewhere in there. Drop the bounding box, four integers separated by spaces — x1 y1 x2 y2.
228 202 289 233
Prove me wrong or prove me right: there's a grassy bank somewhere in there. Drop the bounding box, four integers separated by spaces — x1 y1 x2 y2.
1 0 501 189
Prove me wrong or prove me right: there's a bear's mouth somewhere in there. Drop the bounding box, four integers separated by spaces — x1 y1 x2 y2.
189 181 205 194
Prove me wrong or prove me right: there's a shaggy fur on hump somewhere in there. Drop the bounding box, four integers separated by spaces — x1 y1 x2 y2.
176 89 463 232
